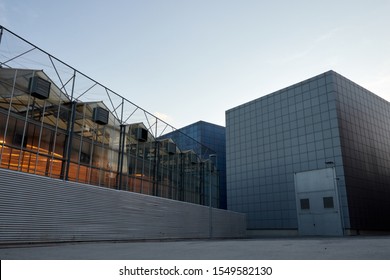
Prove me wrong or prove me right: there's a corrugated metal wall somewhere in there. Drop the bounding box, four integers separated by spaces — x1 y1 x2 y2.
0 168 246 244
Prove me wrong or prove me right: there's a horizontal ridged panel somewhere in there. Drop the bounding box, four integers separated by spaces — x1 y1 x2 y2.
0 169 246 243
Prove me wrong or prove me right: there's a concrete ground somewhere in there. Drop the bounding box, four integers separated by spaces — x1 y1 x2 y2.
1 236 390 260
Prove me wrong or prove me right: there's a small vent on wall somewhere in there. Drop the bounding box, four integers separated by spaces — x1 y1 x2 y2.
323 197 334 209
300 198 310 210
92 107 109 125
29 76 51 99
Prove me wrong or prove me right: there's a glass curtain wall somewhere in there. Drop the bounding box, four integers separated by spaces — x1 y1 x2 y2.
0 69 120 188
0 26 219 207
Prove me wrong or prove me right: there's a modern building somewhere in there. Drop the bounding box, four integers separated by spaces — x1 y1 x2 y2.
226 70 390 236
0 26 247 244
163 121 227 209
0 67 219 205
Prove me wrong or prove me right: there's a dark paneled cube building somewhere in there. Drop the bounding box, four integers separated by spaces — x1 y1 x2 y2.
226 70 390 235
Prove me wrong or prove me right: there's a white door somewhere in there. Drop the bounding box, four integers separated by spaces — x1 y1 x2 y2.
294 168 343 236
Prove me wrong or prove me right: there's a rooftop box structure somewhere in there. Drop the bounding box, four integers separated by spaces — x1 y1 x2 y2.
92 107 109 125
29 76 51 99
135 127 148 142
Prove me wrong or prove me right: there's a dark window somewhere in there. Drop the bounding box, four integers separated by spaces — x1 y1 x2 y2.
300 198 310 210
323 196 334 208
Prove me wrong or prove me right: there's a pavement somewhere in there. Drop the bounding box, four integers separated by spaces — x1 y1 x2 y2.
1 236 390 260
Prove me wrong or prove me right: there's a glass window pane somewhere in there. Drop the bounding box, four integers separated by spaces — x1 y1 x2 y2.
323 196 334 208
300 198 310 210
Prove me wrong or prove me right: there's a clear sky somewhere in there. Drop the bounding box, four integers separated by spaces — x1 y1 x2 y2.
1 0 390 128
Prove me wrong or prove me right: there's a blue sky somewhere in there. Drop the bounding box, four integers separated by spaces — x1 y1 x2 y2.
1 0 390 128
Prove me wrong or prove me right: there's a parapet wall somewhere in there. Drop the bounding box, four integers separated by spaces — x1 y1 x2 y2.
0 168 246 244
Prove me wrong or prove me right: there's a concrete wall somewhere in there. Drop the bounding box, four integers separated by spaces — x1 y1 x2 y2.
0 168 246 244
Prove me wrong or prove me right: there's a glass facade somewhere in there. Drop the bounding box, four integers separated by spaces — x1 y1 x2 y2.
163 121 226 208
226 70 390 233
0 27 218 207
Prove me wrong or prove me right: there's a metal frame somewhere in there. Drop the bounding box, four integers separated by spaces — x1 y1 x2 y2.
0 25 220 207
